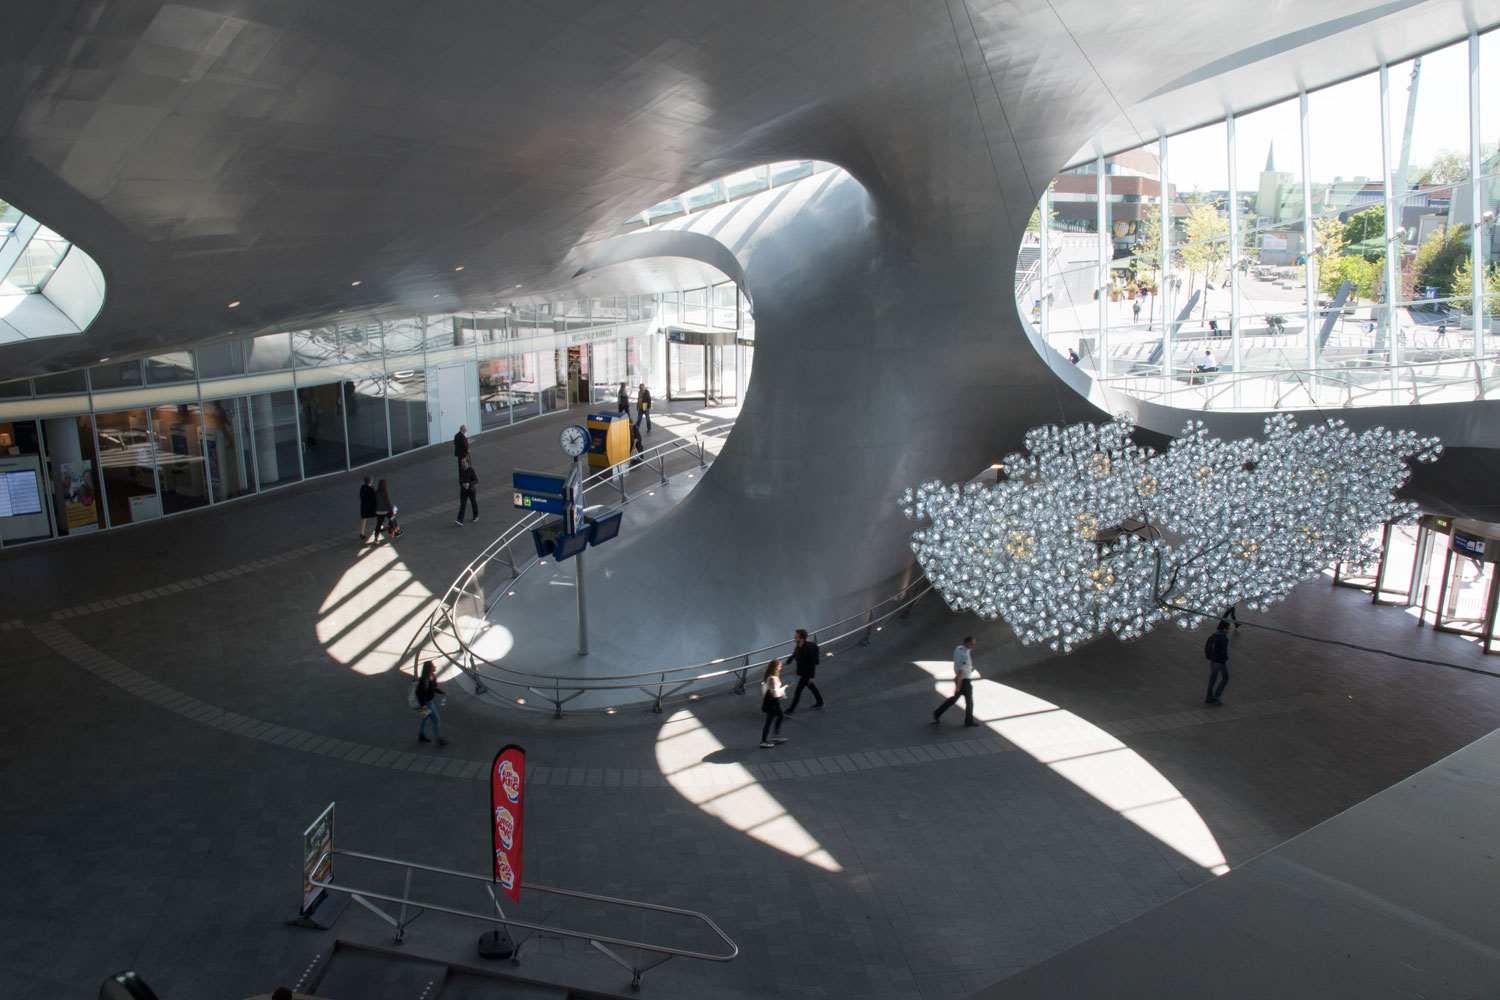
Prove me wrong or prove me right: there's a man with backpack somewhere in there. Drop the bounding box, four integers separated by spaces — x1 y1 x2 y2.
1204 619 1230 705
784 628 825 713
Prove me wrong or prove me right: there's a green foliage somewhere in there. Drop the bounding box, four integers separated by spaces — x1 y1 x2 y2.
1407 225 1470 300
1318 254 1384 302
1341 206 1386 261
1451 258 1500 315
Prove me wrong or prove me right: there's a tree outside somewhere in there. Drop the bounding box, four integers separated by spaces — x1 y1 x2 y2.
1451 258 1500 315
1404 225 1470 302
1341 206 1386 262
1178 203 1228 318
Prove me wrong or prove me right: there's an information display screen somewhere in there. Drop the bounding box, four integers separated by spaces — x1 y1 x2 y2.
0 470 42 517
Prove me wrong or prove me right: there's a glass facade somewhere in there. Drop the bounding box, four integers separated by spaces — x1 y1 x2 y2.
1026 26 1500 409
0 286 721 547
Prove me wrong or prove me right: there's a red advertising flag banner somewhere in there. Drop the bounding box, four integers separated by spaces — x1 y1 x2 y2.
490 744 526 904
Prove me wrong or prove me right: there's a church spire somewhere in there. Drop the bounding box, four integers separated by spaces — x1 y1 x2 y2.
1265 142 1275 173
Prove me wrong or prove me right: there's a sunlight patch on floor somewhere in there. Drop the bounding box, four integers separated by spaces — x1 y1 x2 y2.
317 545 440 676
914 660 1230 875
655 709 841 872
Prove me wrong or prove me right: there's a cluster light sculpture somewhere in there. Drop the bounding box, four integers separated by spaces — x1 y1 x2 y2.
901 415 1441 652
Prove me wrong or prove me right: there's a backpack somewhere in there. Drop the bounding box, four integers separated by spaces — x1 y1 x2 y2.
406 681 420 710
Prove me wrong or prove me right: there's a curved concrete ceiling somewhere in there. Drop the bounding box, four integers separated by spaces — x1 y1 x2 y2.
2 0 1497 377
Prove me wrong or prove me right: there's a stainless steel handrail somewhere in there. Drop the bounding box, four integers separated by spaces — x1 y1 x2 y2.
316 846 738 990
409 418 936 715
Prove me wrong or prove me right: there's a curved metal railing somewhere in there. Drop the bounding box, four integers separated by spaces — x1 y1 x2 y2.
407 419 933 715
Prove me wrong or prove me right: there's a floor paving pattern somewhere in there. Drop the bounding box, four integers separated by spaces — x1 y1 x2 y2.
4 404 1500 999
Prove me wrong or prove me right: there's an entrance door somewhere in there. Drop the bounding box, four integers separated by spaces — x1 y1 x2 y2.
667 342 706 401
432 364 470 446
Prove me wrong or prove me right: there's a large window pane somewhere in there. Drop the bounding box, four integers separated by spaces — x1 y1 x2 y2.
1308 70 1388 365
248 332 292 373
95 409 161 525
42 414 102 535
344 378 388 467
0 378 31 399
292 327 343 367
1388 41 1470 319
196 340 246 379
33 370 87 395
202 397 257 502
297 382 347 477
387 369 428 454
149 404 209 514
249 390 301 488
145 353 195 385
90 360 144 390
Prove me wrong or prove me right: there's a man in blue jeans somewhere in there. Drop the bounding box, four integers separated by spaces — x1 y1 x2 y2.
1204 620 1230 705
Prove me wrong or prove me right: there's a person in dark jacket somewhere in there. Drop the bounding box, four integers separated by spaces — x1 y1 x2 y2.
359 475 376 541
784 628 824 713
636 383 652 432
453 425 469 469
416 660 448 745
456 457 479 524
616 382 630 419
373 478 393 544
1204 620 1230 705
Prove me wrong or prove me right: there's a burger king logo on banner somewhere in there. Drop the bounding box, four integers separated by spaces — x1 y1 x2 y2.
495 851 516 890
494 805 515 849
498 760 521 802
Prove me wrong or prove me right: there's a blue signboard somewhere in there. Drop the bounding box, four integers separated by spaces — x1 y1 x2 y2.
513 469 567 515
1452 532 1486 557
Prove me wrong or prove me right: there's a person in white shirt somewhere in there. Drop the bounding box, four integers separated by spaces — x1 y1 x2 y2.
759 659 790 748
932 636 979 726
1196 349 1218 372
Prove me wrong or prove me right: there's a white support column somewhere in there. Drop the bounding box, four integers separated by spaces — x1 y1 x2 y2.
1159 137 1172 400
1300 92 1317 394
1471 32 1485 361
1379 64 1401 402
1097 155 1110 376
1227 113 1242 407
1039 186 1051 351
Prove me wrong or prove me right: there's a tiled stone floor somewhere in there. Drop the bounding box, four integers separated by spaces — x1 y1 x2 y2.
3 404 1499 998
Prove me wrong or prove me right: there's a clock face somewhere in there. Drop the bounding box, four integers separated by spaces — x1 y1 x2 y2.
560 425 590 457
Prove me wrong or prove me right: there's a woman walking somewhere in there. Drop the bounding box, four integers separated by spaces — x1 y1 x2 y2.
759 659 789 749
416 660 449 746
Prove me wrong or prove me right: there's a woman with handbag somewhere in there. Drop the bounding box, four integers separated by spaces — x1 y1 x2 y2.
759 659 789 749
415 660 449 746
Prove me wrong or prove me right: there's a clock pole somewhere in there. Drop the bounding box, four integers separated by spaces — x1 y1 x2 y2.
572 452 588 656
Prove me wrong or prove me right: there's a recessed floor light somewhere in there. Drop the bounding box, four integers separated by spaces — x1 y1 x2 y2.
227 301 240 308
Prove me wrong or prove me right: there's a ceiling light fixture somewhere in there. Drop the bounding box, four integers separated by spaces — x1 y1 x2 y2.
350 280 361 286
227 301 240 308
902 415 1441 653
454 266 464 271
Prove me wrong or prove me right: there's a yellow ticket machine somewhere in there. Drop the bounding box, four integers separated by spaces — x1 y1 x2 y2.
586 412 630 469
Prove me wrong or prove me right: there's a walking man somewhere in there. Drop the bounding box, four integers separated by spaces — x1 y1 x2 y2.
784 628 824 714
616 382 630 419
1204 619 1230 705
636 382 652 432
453 424 469 469
456 457 479 524
358 475 376 542
933 636 979 726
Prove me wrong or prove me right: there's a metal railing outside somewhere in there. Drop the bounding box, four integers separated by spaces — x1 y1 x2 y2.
1097 352 1500 410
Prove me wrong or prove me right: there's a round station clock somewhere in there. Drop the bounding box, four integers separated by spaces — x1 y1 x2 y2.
559 424 590 457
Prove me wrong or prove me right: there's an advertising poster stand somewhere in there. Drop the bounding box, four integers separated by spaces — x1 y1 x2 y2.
479 744 526 959
289 801 347 929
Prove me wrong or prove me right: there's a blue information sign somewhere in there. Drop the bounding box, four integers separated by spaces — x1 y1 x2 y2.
513 469 567 515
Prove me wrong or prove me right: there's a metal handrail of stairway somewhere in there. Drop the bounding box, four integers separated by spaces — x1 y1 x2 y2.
409 418 933 716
